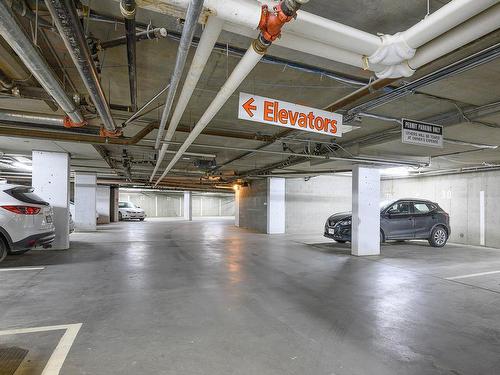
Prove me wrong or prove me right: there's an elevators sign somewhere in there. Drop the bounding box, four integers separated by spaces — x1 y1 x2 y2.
238 92 343 137
402 118 443 148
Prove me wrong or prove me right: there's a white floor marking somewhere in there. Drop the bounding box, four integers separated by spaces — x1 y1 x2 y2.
0 266 45 272
446 270 500 280
0 323 82 375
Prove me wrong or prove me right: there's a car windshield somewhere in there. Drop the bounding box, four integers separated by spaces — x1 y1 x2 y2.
119 202 135 208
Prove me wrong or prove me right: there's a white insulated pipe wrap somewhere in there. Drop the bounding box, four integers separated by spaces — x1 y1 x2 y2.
150 16 224 181
154 47 263 185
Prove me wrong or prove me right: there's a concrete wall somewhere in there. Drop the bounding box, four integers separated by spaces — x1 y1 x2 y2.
285 175 352 234
238 179 268 233
381 171 500 247
119 191 234 218
97 185 111 224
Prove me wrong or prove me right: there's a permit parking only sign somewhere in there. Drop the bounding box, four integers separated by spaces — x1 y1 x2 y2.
238 92 343 137
402 118 443 148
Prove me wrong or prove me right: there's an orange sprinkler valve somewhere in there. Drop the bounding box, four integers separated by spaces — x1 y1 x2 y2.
63 116 87 128
99 126 123 138
258 3 295 43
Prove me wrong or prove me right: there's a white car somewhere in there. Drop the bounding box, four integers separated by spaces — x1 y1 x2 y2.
118 201 146 221
0 183 56 262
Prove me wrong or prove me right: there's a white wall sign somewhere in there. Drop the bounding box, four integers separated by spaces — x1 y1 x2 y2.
238 92 343 137
402 118 443 148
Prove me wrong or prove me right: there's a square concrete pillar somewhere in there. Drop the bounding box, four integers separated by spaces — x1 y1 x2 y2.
75 172 97 231
183 191 192 221
351 166 380 256
97 185 111 224
32 150 70 250
267 177 285 234
234 190 240 227
110 186 119 222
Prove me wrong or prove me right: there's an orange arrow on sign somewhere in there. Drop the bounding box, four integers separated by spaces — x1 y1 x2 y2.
242 97 257 117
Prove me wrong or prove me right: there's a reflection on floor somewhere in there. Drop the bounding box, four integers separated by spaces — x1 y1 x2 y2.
1 218 499 374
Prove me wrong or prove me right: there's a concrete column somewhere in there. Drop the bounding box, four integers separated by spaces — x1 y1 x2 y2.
110 186 119 222
351 166 380 256
97 185 111 224
75 172 97 231
183 191 192 221
266 177 285 234
32 150 70 250
234 190 240 227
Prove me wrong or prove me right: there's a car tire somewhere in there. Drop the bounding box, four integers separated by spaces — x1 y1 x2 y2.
139 218 145 221
0 239 7 263
380 230 385 244
118 212 123 221
334 239 346 243
429 226 448 248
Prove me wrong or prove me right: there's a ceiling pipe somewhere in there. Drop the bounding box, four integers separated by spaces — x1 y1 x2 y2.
45 0 120 136
123 83 170 126
0 1 85 126
153 0 308 186
120 0 138 112
99 27 168 49
154 0 204 150
150 16 224 181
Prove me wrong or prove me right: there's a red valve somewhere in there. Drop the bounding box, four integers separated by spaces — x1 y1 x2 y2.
258 3 295 43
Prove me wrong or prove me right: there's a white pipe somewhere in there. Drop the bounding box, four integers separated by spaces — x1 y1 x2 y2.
409 4 500 70
223 23 385 72
153 46 263 186
150 16 224 181
402 0 498 49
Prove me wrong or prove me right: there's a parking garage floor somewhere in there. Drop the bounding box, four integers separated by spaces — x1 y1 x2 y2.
1 218 499 374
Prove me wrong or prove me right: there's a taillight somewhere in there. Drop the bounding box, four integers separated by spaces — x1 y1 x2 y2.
1 205 41 215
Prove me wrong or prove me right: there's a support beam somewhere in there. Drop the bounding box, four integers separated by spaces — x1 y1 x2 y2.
234 189 240 227
266 178 286 234
110 186 120 222
97 185 111 224
183 191 192 221
74 172 97 231
351 166 380 256
32 151 70 250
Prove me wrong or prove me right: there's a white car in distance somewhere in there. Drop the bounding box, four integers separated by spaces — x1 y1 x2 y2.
0 183 56 262
118 201 146 221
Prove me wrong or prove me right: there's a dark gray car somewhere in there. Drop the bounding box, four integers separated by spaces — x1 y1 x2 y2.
324 199 451 247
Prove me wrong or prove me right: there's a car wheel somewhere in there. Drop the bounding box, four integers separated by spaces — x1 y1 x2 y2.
118 212 123 221
334 239 346 243
0 239 7 263
429 226 448 247
380 230 385 244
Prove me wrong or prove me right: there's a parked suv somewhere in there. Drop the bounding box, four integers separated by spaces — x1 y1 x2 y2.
324 199 451 247
0 183 56 262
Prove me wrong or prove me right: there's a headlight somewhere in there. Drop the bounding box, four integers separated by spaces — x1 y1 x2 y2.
339 219 351 226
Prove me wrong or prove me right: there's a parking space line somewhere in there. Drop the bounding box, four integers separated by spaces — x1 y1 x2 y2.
446 270 500 280
0 266 45 272
0 323 82 375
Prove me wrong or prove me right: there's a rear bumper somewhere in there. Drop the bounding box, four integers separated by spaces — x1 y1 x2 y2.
11 231 56 252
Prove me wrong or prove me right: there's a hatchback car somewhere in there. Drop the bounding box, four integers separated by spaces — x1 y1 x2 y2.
0 183 56 262
118 201 146 221
324 199 451 247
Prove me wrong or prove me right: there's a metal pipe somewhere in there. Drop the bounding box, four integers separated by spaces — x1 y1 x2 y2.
124 83 170 125
0 109 64 127
0 1 84 124
153 0 308 186
121 0 138 111
154 0 204 149
151 16 224 180
100 28 168 49
45 0 118 133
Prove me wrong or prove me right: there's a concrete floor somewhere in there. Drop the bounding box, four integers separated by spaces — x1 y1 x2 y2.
1 218 499 374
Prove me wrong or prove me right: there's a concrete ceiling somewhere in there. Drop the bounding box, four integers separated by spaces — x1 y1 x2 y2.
0 0 499 189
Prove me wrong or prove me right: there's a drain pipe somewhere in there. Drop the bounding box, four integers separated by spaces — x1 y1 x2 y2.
0 1 85 126
45 0 120 136
150 16 224 181
153 0 308 186
100 28 168 49
121 0 138 111
154 0 205 149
